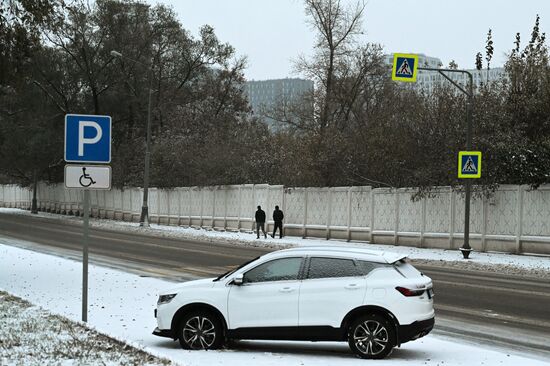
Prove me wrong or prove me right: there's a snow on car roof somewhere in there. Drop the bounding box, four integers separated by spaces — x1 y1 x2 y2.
265 245 407 264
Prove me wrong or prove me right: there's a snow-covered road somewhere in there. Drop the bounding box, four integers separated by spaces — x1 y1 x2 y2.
1 240 548 366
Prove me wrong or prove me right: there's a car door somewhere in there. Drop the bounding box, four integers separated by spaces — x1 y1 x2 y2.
227 256 304 329
298 257 367 328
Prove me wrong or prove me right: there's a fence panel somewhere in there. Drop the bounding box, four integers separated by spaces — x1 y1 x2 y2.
425 190 452 233
284 188 306 226
398 190 423 232
373 189 395 231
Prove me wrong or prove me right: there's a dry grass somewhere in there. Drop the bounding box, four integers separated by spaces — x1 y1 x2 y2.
0 291 173 366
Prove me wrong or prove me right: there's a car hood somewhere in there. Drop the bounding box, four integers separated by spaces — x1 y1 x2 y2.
160 277 216 295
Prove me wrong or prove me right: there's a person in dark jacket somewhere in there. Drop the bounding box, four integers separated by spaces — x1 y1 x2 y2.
255 205 267 239
271 205 284 238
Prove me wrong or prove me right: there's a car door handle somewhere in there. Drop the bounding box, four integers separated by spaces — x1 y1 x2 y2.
279 287 295 293
345 284 360 290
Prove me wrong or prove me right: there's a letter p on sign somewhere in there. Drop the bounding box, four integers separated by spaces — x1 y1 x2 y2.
65 114 111 163
78 121 103 156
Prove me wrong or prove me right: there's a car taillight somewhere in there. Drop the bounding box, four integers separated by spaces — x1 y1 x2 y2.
395 286 425 297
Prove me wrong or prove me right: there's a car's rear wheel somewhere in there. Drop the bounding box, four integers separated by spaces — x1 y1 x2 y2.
348 313 396 359
178 310 224 350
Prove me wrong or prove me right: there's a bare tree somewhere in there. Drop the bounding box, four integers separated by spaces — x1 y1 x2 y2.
296 0 366 132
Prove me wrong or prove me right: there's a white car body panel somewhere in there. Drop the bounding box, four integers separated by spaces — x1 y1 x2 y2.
298 276 367 327
228 280 300 328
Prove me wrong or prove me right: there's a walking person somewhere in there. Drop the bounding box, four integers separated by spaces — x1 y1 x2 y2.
271 205 284 239
255 205 267 239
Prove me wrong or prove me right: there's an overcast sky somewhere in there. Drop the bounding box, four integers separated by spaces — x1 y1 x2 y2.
150 0 550 80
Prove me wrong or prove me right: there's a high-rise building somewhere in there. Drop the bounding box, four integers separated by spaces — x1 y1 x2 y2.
384 53 506 93
245 78 314 129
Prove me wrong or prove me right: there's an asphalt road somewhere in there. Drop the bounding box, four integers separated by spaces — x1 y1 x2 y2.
1 212 549 358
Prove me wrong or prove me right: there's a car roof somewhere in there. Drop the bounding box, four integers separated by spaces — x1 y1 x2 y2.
263 245 407 264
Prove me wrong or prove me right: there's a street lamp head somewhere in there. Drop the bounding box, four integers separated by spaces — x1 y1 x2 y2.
110 50 123 58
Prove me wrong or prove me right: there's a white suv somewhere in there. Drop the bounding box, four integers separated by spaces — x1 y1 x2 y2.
153 246 434 359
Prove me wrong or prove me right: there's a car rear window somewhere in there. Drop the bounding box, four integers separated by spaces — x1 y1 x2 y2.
356 260 386 276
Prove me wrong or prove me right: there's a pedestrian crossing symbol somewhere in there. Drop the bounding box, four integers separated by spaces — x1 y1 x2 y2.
392 53 418 82
458 151 482 178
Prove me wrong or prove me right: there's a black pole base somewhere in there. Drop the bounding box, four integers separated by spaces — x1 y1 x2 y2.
139 206 150 228
459 247 472 259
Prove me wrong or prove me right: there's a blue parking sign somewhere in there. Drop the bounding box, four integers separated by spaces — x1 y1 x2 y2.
65 114 111 163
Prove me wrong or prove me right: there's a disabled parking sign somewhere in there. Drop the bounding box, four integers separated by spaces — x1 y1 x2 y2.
64 165 111 190
392 53 418 82
458 151 482 178
65 114 111 163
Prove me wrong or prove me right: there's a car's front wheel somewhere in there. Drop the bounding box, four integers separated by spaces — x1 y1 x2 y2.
348 313 396 359
178 310 224 350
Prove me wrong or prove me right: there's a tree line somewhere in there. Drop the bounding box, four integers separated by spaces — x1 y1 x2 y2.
1 0 548 198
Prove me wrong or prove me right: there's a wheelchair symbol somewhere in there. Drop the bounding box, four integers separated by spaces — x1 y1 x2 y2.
79 167 96 187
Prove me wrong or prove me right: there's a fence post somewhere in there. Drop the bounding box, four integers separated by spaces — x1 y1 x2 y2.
303 188 308 238
121 189 125 221
481 193 488 252
515 185 524 254
420 194 426 248
282 186 287 237
211 187 216 229
237 186 242 231
326 188 332 240
223 187 228 230
369 188 375 243
394 189 400 245
200 188 204 228
177 188 182 226
252 185 256 232
449 188 456 249
186 188 191 227
346 187 352 242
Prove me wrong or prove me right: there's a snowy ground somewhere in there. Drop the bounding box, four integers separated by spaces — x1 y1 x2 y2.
1 241 548 366
2 207 550 279
0 291 171 366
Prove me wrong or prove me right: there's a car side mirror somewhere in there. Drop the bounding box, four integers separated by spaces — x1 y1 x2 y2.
232 274 244 286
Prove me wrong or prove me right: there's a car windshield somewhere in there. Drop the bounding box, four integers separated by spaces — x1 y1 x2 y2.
213 256 260 281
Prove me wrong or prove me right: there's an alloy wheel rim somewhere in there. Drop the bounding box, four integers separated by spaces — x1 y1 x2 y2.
183 316 216 349
353 320 389 356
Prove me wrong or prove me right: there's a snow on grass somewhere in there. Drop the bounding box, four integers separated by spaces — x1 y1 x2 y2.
0 291 171 366
2 207 550 278
0 242 548 366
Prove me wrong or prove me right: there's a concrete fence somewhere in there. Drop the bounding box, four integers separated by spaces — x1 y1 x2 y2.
1 183 550 255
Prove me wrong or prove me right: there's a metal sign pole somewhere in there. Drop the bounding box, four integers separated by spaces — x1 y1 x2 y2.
461 75 474 258
416 66 475 259
82 189 90 322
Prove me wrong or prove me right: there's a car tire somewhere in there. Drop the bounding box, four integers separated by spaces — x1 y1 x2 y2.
348 313 396 359
177 310 224 350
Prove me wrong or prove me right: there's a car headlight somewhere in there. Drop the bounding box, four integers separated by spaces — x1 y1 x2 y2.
158 294 177 305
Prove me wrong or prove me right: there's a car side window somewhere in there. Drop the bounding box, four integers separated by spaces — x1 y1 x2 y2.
244 257 302 283
307 257 360 279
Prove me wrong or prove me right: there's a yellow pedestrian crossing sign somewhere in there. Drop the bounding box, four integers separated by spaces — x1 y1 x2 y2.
458 151 482 178
392 53 419 82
